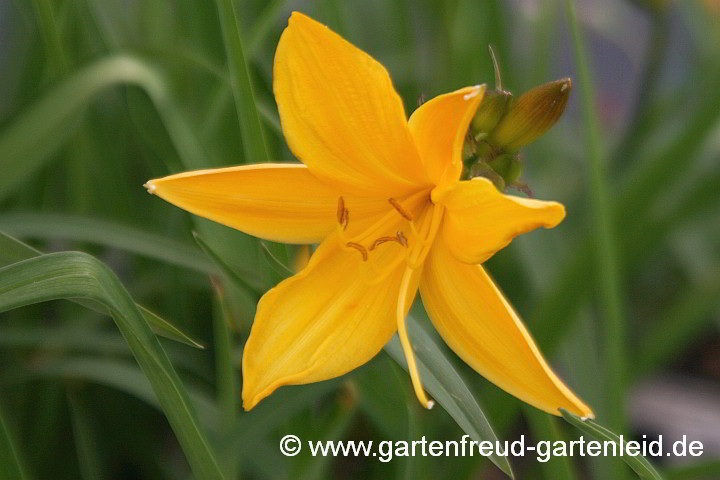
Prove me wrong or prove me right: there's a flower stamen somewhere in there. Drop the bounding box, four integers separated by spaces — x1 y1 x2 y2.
345 242 368 261
336 197 349 230
370 231 408 251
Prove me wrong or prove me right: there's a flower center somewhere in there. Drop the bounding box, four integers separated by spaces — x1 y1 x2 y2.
334 196 420 262
334 193 441 284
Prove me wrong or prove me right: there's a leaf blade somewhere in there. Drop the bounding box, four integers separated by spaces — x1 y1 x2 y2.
0 252 225 480
561 410 664 480
385 313 514 478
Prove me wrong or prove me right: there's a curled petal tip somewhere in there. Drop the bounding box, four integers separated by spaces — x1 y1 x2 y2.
426 400 435 410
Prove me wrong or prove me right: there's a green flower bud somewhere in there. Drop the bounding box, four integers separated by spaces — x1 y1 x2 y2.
471 89 513 135
488 153 523 187
489 78 572 152
469 162 506 191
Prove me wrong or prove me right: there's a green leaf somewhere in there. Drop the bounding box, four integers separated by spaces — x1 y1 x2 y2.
0 230 204 349
664 459 720 480
524 407 579 480
210 280 239 479
0 231 39 264
67 390 106 480
0 252 226 480
223 381 340 454
0 405 27 480
0 213 215 275
0 55 209 200
565 0 627 447
21 357 219 430
636 278 720 379
297 402 356 480
214 0 270 164
560 410 664 480
0 326 126 354
193 231 263 297
245 0 292 57
259 241 294 280
385 313 514 478
137 305 205 349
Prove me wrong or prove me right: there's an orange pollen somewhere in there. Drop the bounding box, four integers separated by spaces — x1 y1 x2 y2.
388 198 413 221
346 242 368 261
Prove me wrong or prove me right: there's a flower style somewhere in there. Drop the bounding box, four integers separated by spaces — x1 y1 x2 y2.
145 12 593 418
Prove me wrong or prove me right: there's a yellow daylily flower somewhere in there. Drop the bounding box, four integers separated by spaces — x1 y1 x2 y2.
145 12 593 418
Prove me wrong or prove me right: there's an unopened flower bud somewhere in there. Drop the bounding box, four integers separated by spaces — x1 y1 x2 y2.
490 78 572 152
488 153 523 187
469 162 506 191
471 89 513 135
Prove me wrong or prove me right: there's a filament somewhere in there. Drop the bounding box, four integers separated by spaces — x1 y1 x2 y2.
388 198 414 220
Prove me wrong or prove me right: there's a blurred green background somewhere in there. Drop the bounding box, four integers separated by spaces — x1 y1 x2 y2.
1 0 720 479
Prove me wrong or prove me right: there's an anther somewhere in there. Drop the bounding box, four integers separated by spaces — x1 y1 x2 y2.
388 198 413 221
369 237 395 251
336 197 349 230
369 231 409 251
396 231 408 247
346 242 368 261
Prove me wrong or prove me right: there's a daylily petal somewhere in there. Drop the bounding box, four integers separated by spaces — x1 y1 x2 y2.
146 163 387 244
419 237 593 418
408 85 486 186
433 177 565 264
242 229 416 410
274 12 429 197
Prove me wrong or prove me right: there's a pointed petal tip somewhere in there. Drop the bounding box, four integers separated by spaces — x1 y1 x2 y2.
288 10 321 28
560 77 572 92
143 181 157 194
579 405 596 420
241 387 261 411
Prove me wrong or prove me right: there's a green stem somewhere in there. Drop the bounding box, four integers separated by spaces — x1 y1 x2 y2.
565 0 627 471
